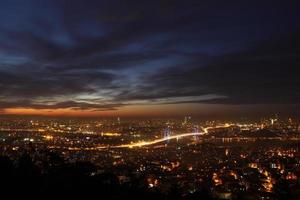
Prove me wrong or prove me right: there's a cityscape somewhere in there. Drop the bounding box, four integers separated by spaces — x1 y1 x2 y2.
0 0 300 199
0 116 299 199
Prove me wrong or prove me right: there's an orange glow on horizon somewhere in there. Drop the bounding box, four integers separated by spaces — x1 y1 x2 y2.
1 104 290 118
3 108 115 117
2 104 209 117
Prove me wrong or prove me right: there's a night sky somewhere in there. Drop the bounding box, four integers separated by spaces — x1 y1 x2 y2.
0 0 300 118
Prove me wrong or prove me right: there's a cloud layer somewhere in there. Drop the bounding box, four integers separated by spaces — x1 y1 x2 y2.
0 0 300 114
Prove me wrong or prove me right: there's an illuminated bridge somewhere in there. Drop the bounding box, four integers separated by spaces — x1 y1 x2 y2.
115 131 206 148
94 124 234 149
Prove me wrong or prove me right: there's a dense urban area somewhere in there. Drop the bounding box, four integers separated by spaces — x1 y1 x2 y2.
0 116 299 199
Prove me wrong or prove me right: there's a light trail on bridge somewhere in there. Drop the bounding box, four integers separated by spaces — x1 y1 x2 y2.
114 132 206 148
93 123 235 149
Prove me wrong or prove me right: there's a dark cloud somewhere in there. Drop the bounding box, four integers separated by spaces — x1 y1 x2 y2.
0 0 299 113
0 65 117 98
0 100 122 111
132 31 300 104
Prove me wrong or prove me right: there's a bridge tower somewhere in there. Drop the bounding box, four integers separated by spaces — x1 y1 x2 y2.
163 126 171 142
193 125 199 141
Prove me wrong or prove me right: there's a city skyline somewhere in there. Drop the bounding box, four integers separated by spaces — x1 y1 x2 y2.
0 0 300 118
0 116 299 199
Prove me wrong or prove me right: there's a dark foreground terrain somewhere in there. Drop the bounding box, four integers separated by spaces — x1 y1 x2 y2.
0 151 212 200
1 150 299 200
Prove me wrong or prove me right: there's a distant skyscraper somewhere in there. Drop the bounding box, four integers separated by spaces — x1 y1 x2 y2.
183 117 187 125
183 116 192 125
